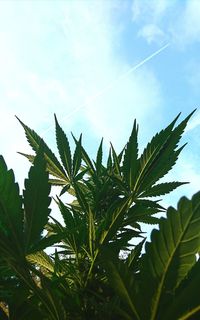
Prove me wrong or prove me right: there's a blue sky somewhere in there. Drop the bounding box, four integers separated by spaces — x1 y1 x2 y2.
1 0 200 208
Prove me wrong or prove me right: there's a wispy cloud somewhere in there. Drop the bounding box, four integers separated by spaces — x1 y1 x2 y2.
137 24 167 44
132 0 170 22
132 0 172 44
171 0 200 47
0 0 199 204
132 0 200 48
0 1 164 184
42 43 169 137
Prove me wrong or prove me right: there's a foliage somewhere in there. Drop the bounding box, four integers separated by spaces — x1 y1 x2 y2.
0 111 200 319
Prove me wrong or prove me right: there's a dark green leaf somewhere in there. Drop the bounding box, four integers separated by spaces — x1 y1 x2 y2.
59 184 70 196
73 134 82 177
122 119 138 190
163 259 200 320
72 133 95 175
95 138 103 175
134 111 195 195
73 183 89 213
111 143 121 176
23 146 51 252
54 114 72 179
140 181 188 197
106 261 140 320
139 191 200 320
0 156 24 253
16 117 67 181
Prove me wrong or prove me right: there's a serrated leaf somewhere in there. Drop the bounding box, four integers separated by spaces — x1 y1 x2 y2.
118 146 125 164
98 198 130 246
134 111 195 195
59 184 70 196
107 147 112 171
88 207 96 257
0 156 24 253
48 179 67 186
72 133 95 175
30 234 64 253
137 216 160 225
140 181 188 197
23 146 51 252
163 259 200 320
27 251 54 274
127 238 146 270
74 168 88 182
139 191 200 320
18 152 35 163
111 143 121 176
124 200 165 227
73 134 82 177
54 114 72 179
122 119 138 190
106 261 140 320
57 198 75 230
18 152 67 182
73 182 89 213
40 275 67 320
95 138 103 175
16 116 67 181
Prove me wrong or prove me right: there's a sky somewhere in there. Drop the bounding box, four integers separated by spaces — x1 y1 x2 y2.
0 0 200 211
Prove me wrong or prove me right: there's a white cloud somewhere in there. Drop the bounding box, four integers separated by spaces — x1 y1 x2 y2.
138 24 166 44
171 0 200 47
132 0 170 22
131 0 172 45
131 0 200 48
0 1 164 189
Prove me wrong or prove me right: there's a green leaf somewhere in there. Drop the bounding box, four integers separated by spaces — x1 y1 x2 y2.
98 197 130 246
111 143 121 176
0 156 24 253
122 119 138 190
88 207 96 257
59 184 70 196
30 234 64 253
107 147 112 171
40 276 67 320
106 261 140 320
57 198 75 230
163 258 200 320
72 134 82 177
16 117 67 181
54 114 72 179
72 133 95 175
18 153 67 183
95 138 103 175
48 179 67 186
125 199 165 226
74 168 88 182
127 238 146 270
27 251 54 274
139 191 200 320
23 146 51 252
17 152 35 163
73 182 89 213
140 181 188 197
134 111 195 195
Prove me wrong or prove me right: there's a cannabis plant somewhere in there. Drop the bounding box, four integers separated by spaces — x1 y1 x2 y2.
0 110 200 319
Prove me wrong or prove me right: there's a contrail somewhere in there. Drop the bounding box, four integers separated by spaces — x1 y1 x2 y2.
41 43 170 136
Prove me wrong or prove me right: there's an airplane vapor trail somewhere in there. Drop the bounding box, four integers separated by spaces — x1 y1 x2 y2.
41 43 170 136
